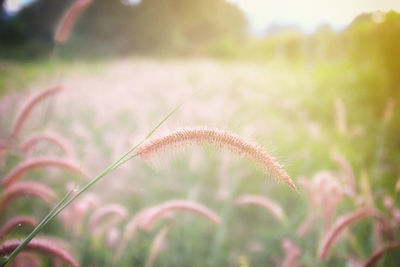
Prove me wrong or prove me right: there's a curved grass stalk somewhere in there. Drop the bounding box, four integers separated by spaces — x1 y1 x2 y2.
54 0 93 44
363 242 400 267
89 204 127 233
318 209 393 260
2 157 90 187
235 194 285 221
20 132 73 157
0 181 57 216
0 238 78 267
0 216 38 241
11 86 64 138
139 200 221 231
134 127 296 190
1 105 179 267
145 224 171 267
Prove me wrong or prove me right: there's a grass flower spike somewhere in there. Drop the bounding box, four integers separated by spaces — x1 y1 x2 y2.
21 132 73 157
11 86 64 138
2 157 89 188
138 200 221 231
0 181 57 215
0 239 78 267
235 194 285 221
319 209 392 259
54 0 93 44
134 127 296 190
0 216 38 240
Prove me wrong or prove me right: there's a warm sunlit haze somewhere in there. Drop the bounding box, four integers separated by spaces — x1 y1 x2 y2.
0 0 399 266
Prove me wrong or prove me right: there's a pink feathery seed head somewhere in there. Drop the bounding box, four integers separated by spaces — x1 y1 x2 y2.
11 85 64 138
297 177 318 207
383 195 394 212
145 224 171 267
362 242 400 267
124 207 155 240
20 132 73 157
382 98 396 124
89 204 127 233
0 238 79 267
115 207 156 263
13 252 42 267
54 0 93 44
334 98 347 136
61 193 100 232
134 127 296 190
0 215 38 239
123 206 174 242
297 213 318 237
331 152 355 192
318 209 392 260
0 140 11 150
106 227 120 249
235 194 285 221
281 238 301 267
139 200 221 231
79 193 100 209
2 156 90 188
392 209 400 223
0 181 57 215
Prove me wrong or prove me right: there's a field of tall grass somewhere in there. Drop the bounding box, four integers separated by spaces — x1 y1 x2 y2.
0 1 399 266
0 56 398 266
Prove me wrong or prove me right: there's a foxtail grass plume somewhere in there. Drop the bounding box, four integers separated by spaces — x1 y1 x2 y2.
299 172 348 233
296 213 318 237
359 171 374 208
334 98 347 136
0 238 79 267
297 177 318 207
382 98 396 125
124 207 155 240
106 227 120 250
61 193 100 232
13 252 41 267
314 171 348 232
235 194 285 221
0 140 10 167
2 157 89 188
145 224 171 267
0 215 38 240
21 132 73 157
331 152 355 193
281 238 301 267
363 242 400 267
89 204 127 233
114 207 155 263
134 127 296 190
0 181 57 216
54 0 93 44
11 86 64 138
138 200 221 231
0 140 10 150
318 209 392 260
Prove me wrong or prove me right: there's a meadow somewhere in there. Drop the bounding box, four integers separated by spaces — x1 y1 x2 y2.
0 56 398 266
0 1 399 266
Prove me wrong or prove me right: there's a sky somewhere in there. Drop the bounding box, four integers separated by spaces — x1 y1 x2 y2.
3 0 33 14
227 0 400 34
3 0 400 34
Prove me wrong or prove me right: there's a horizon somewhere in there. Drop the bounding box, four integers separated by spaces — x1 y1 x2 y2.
3 0 400 35
227 0 400 34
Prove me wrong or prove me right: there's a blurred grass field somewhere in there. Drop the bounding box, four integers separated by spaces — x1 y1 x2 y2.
1 1 400 266
0 56 399 266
